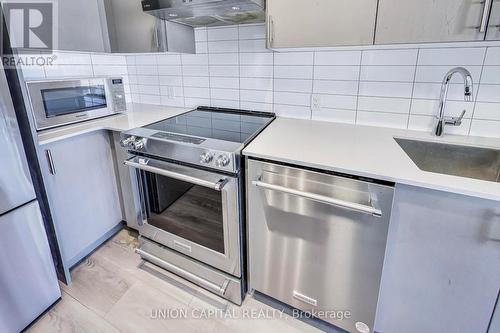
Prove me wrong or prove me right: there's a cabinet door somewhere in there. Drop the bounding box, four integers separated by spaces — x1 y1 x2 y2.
267 0 377 48
376 0 487 44
486 1 500 40
374 184 500 333
41 131 122 266
56 0 108 52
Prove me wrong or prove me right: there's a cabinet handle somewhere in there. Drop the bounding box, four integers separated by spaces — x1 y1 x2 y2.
270 16 275 47
154 20 159 50
480 0 493 33
45 149 56 175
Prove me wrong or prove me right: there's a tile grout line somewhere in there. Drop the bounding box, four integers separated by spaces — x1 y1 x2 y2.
354 51 363 124
406 49 420 129
468 47 488 135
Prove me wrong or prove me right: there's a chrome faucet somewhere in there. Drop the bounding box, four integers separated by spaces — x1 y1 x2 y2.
434 67 473 136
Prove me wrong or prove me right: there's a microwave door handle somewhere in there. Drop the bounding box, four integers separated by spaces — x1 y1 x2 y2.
252 179 382 217
125 157 228 191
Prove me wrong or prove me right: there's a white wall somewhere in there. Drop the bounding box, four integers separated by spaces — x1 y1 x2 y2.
21 23 500 138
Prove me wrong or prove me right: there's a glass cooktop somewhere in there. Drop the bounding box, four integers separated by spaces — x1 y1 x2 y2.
144 108 274 144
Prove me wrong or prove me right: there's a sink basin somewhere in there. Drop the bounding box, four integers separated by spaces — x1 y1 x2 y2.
394 138 500 183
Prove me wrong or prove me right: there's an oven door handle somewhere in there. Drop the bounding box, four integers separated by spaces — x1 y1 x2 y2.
125 157 229 191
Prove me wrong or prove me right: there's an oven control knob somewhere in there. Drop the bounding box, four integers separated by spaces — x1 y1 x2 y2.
200 152 213 164
120 136 135 148
132 138 145 150
215 154 230 167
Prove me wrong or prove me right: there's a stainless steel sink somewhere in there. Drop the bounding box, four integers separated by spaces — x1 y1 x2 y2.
394 138 500 182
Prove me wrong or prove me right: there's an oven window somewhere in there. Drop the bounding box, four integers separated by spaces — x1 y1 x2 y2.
143 171 225 254
41 85 107 118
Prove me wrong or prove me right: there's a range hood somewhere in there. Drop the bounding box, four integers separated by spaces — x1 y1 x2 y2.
141 0 265 27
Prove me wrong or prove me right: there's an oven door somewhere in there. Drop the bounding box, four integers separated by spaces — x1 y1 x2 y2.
125 156 241 277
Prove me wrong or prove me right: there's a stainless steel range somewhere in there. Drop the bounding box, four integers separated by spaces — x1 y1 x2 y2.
120 107 275 304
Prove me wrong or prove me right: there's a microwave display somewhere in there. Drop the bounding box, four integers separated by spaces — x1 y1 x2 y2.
41 85 107 118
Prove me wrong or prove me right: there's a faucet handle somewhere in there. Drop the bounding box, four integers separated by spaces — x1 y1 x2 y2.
445 110 466 126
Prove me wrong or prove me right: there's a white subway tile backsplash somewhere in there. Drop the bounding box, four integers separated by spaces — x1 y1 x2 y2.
91 54 126 65
360 66 415 82
157 54 181 65
240 77 273 90
477 85 500 103
135 65 158 75
240 89 273 103
313 80 358 95
209 53 239 65
412 83 472 101
241 65 273 78
319 94 357 110
240 101 273 112
417 47 486 66
357 111 409 129
183 76 209 87
210 77 239 89
274 92 311 106
480 66 500 84
469 119 500 138
274 104 311 119
159 75 183 87
24 28 500 138
210 99 240 108
359 82 413 98
358 96 411 114
274 79 312 93
312 108 356 124
415 65 482 83
182 65 209 77
473 102 500 120
239 24 266 39
184 87 210 99
239 39 268 52
209 65 239 77
362 49 418 66
313 66 359 81
410 99 473 117
239 52 273 65
275 65 313 79
135 55 157 65
207 27 238 41
484 47 500 65
314 51 361 66
408 114 471 135
158 65 182 76
274 52 314 65
210 88 239 101
208 40 239 53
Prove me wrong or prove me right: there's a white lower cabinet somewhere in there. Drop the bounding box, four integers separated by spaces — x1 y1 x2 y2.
41 130 123 274
375 184 500 333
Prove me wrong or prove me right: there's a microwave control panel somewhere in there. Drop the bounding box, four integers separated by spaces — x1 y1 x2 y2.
108 78 126 112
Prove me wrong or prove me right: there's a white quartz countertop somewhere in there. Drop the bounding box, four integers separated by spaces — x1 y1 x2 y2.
37 103 190 145
243 117 500 201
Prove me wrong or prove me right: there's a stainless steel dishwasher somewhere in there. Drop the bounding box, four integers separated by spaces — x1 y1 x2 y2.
246 158 394 333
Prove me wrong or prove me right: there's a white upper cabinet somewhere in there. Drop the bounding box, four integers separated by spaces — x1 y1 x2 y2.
266 0 378 48
486 0 500 40
375 0 487 44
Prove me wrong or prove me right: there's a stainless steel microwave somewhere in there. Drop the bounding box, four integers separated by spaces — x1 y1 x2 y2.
26 77 127 131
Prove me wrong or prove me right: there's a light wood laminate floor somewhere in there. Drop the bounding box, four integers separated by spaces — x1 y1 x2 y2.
27 229 323 333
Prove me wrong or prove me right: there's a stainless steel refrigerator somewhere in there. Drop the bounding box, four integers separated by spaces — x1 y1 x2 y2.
0 58 61 332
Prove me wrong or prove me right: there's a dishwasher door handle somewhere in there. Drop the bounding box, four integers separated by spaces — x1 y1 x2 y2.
252 179 382 217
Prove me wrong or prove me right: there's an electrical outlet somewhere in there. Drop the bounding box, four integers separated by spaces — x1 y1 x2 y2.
311 94 321 111
166 86 175 99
